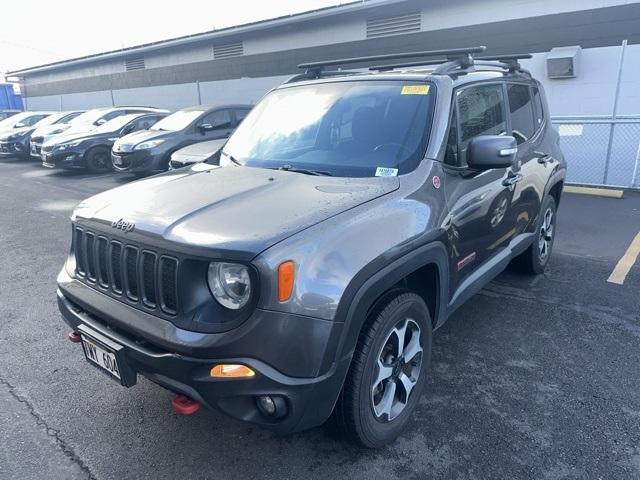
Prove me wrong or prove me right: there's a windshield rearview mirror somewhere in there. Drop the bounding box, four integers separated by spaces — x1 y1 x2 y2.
467 135 517 170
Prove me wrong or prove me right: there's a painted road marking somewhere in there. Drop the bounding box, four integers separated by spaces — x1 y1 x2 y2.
607 232 640 285
564 185 624 199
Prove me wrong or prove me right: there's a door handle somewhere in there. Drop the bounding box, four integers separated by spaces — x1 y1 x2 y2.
534 151 554 164
502 172 523 187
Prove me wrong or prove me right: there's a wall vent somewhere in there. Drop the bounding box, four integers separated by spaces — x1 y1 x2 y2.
546 46 582 79
125 57 145 71
213 42 244 59
366 12 421 38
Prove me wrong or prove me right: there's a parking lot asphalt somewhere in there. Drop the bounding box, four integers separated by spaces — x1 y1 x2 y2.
0 156 639 480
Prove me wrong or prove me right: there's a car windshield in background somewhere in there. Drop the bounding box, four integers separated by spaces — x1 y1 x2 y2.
222 81 435 177
33 112 68 127
93 114 139 133
69 109 109 126
150 110 203 131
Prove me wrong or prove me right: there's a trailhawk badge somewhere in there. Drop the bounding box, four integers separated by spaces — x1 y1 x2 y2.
111 218 135 233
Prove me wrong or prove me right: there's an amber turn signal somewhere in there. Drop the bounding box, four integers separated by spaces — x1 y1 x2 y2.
210 364 255 378
278 260 295 302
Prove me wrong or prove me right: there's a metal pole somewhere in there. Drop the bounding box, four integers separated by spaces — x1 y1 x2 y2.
603 39 627 184
632 141 640 188
110 89 115 107
59 95 63 111
196 81 202 105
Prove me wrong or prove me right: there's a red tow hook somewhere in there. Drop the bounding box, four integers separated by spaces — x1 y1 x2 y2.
172 395 200 415
68 331 82 343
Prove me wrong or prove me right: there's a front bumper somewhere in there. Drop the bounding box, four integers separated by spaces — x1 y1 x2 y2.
41 149 84 169
0 140 28 157
57 274 349 433
112 149 166 174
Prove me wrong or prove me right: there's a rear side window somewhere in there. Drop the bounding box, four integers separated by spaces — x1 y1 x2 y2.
531 86 544 128
507 84 535 144
456 83 507 166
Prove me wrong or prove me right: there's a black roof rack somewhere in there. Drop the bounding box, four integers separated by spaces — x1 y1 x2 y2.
291 48 534 82
295 46 486 80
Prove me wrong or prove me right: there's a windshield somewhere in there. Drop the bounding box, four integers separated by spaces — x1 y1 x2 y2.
93 114 139 133
222 80 435 177
33 111 70 128
151 110 203 131
68 109 110 126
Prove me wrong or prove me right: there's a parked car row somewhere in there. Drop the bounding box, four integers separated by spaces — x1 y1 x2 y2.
0 103 253 175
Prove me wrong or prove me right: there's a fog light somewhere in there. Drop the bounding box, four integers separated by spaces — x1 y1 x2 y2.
256 395 287 418
210 364 255 378
257 395 276 416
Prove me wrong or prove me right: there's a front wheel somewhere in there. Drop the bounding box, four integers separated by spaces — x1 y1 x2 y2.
85 146 113 174
512 195 557 274
333 291 432 448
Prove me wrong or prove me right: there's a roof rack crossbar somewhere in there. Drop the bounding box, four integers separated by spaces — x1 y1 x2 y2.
297 46 487 71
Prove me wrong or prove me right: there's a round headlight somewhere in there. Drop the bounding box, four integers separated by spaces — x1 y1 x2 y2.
207 262 251 310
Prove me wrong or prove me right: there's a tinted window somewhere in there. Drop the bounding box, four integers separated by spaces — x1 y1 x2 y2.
531 86 544 128
457 83 507 165
201 109 233 130
99 110 125 124
135 116 161 130
507 84 535 144
235 108 251 124
21 114 49 126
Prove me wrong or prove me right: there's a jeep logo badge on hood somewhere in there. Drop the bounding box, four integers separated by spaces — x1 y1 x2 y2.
111 218 135 233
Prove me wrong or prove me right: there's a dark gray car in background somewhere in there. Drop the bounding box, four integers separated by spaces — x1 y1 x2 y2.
57 47 565 448
111 104 252 175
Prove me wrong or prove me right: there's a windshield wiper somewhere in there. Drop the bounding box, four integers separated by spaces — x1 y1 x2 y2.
221 150 242 166
276 164 332 176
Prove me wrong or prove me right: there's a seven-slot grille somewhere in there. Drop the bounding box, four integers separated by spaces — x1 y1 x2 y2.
74 227 178 315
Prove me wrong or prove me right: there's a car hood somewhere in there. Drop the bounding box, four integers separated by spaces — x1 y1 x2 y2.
32 123 71 139
0 126 34 140
73 164 399 260
113 129 169 152
172 139 226 161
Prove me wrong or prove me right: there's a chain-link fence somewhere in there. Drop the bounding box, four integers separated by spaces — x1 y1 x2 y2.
551 116 640 189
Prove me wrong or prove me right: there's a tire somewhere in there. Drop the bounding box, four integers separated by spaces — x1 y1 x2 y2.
512 195 557 274
333 291 432 448
85 146 113 174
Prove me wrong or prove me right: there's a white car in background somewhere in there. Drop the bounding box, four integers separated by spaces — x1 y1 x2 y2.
31 106 168 158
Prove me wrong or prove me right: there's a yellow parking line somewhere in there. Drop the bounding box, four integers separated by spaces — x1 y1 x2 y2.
564 185 624 199
607 232 640 285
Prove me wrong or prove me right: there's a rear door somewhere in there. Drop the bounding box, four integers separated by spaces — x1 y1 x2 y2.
504 83 548 235
442 82 518 292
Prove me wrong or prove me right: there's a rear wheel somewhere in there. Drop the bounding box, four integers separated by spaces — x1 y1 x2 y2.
512 195 557 274
333 291 432 448
85 146 112 174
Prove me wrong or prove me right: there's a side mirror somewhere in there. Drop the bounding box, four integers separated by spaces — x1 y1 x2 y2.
95 118 107 126
198 123 214 134
467 135 517 170
14 122 25 128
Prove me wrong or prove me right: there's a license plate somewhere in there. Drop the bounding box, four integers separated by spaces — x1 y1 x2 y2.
78 325 136 387
82 335 121 379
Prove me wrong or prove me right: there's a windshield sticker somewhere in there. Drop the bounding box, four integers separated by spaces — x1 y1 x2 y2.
401 85 430 95
375 167 398 177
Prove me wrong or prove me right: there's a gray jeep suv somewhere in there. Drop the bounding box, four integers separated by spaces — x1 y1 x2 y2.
57 47 566 447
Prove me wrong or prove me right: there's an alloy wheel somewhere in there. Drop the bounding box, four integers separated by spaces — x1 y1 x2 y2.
538 207 554 262
371 318 423 422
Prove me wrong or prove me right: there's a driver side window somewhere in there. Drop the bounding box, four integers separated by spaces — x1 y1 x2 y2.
200 109 233 130
455 84 507 166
